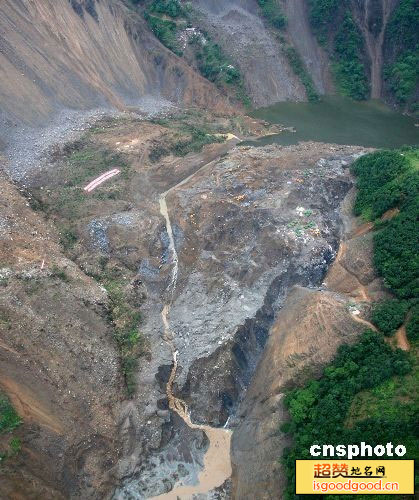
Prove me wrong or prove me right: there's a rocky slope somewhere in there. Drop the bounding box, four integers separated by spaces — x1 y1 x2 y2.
0 102 373 498
114 141 371 497
190 0 307 106
0 173 123 498
231 183 389 499
282 0 334 95
0 0 229 152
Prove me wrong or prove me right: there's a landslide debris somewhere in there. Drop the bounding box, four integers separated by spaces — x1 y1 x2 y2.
0 172 123 498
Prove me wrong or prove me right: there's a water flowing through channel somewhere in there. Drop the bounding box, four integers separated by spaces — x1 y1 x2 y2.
155 188 231 499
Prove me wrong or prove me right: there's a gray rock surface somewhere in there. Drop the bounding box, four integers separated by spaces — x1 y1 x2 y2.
191 0 306 106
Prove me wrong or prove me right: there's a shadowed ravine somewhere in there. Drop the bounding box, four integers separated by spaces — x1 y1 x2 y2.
156 166 232 499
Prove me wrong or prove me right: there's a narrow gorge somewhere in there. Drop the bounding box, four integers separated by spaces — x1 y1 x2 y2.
0 0 417 499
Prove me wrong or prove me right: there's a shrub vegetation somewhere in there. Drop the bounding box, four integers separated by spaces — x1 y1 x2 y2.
406 305 419 342
282 147 419 497
144 13 182 56
332 13 369 100
257 0 287 30
282 331 415 499
142 0 249 104
307 0 340 44
149 0 185 18
284 47 319 102
104 276 144 397
384 0 419 110
0 395 21 434
371 299 409 336
307 2 369 100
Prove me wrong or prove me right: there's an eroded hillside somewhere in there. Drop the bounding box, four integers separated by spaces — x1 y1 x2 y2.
0 0 229 148
0 172 123 498
0 104 373 497
0 1 417 498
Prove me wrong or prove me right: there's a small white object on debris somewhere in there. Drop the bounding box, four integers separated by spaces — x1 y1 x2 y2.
84 169 120 192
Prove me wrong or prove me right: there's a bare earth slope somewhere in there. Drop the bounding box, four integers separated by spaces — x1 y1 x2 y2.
6 110 371 497
0 0 228 147
0 174 123 499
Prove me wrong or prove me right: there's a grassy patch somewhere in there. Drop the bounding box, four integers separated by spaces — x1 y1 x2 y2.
66 147 129 186
0 395 21 434
171 127 224 156
34 143 129 221
148 114 227 162
93 267 146 397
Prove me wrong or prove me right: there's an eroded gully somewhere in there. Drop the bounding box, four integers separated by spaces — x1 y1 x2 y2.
153 155 233 499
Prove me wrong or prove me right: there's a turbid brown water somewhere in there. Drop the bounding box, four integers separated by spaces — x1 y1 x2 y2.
154 160 233 499
248 96 419 149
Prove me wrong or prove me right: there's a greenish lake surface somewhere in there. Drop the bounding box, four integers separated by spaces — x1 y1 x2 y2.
248 96 418 149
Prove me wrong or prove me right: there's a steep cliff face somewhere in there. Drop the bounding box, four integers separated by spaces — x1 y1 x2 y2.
0 0 228 147
282 0 334 95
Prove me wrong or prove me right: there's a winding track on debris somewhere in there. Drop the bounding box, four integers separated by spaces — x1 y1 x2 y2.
153 145 235 499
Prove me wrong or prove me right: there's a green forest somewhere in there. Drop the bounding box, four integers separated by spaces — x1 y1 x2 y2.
307 0 369 100
384 0 419 111
307 0 418 106
282 148 419 499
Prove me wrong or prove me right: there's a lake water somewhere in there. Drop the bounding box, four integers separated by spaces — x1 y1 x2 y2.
248 96 419 149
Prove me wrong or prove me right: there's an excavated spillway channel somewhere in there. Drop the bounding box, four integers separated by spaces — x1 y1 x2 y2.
155 172 232 499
